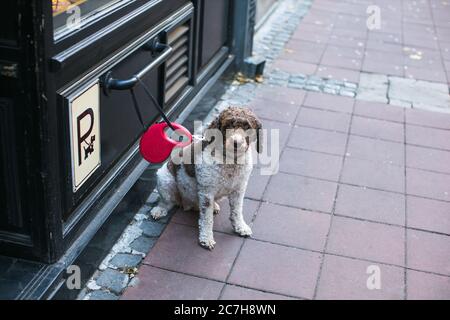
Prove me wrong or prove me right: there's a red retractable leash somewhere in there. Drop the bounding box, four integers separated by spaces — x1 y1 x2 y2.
130 78 192 163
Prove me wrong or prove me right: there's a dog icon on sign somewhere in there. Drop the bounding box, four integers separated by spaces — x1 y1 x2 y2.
83 135 96 160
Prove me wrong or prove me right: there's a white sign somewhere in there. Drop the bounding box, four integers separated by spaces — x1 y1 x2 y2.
69 81 101 191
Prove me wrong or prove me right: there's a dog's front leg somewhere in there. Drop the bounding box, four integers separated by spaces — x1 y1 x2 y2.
229 191 252 237
198 192 216 250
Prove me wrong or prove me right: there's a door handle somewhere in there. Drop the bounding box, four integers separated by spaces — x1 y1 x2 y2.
102 42 172 94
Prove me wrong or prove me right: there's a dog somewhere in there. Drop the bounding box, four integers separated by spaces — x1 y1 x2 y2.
150 106 263 249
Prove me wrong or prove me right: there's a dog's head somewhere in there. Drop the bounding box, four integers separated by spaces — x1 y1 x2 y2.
207 106 263 157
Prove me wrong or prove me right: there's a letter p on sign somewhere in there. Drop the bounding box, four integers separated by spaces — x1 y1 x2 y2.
69 81 101 191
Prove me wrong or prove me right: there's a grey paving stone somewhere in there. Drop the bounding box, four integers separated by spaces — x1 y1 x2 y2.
327 79 345 86
287 82 305 89
268 78 288 86
130 236 156 253
389 77 450 112
89 290 119 300
96 269 129 294
140 220 166 237
308 75 323 82
324 83 341 91
288 77 307 85
110 253 142 269
304 85 321 92
306 80 323 87
339 89 357 97
270 71 290 80
344 82 358 89
323 87 339 95
359 73 389 91
390 99 412 108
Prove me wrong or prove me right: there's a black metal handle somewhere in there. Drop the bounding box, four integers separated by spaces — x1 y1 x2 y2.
102 41 172 94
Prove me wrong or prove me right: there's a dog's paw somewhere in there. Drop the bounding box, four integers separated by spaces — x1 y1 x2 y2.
234 223 253 237
150 206 168 220
213 202 220 215
199 237 216 250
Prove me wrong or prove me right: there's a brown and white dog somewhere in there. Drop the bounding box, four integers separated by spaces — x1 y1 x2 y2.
151 107 263 249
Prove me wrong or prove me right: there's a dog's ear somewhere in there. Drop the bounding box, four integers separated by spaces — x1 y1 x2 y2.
207 116 220 130
247 114 263 154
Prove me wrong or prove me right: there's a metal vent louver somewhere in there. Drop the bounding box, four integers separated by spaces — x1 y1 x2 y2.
165 23 190 104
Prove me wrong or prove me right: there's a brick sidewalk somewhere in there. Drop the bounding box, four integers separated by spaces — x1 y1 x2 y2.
274 0 450 85
122 86 450 300
117 0 450 300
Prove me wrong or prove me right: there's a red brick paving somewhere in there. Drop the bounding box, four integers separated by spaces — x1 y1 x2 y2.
255 86 306 105
122 86 450 298
251 202 330 251
277 0 450 85
407 270 450 300
303 92 354 113
407 196 450 235
406 125 450 151
346 135 404 166
220 285 295 300
327 216 405 266
280 148 342 181
249 98 300 124
354 100 404 123
288 126 348 156
296 107 352 133
407 230 450 276
316 255 405 300
122 265 223 300
122 0 450 300
405 108 450 130
264 172 338 213
142 223 243 282
228 240 322 299
351 116 405 143
335 185 405 226
341 157 405 193
171 199 260 235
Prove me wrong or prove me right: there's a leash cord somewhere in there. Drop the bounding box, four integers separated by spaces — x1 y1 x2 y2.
130 88 146 131
135 77 176 131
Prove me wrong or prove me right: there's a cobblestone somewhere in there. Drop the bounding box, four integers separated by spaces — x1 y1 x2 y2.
140 220 165 237
96 269 129 295
110 253 142 269
130 236 156 253
323 87 339 95
88 290 119 300
288 82 305 89
339 89 357 98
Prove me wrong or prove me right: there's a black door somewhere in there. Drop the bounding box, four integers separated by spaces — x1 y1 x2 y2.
0 0 232 262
